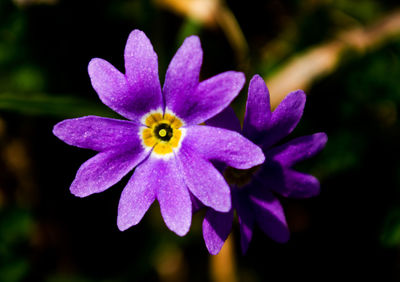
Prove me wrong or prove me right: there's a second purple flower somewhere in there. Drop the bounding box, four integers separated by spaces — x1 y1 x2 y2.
202 75 327 254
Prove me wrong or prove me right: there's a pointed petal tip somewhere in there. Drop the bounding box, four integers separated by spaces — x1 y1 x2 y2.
183 34 201 46
210 197 232 213
279 89 306 111
307 175 321 197
205 241 223 255
69 187 89 198
52 118 80 141
167 208 191 237
173 225 190 237
52 121 63 138
248 74 268 98
158 197 192 237
126 29 149 43
311 132 328 155
125 30 154 55
256 147 266 165
202 208 234 255
316 132 328 145
249 74 266 86
233 71 246 86
163 207 191 237
243 74 272 138
87 58 127 99
305 132 328 158
116 209 134 232
87 57 104 74
203 227 224 255
208 249 221 256
176 35 201 57
129 28 145 36
288 89 307 103
117 216 133 232
117 221 129 232
53 117 87 138
236 144 265 170
249 74 268 92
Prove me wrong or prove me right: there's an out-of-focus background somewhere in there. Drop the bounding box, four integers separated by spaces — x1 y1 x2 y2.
1 0 400 281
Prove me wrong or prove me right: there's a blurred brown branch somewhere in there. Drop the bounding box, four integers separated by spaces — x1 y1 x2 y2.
154 0 219 26
266 9 400 108
154 0 248 65
209 234 237 282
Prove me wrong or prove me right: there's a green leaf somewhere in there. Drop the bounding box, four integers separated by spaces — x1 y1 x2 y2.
0 93 118 118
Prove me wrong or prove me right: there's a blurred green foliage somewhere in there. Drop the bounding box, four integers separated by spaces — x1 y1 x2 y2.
0 93 117 118
381 207 400 247
0 208 33 282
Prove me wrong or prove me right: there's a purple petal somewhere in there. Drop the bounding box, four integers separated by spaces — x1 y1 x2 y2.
206 106 241 133
239 219 253 254
177 71 245 125
88 58 135 120
233 190 255 253
267 133 327 167
249 188 290 243
155 157 192 236
163 36 202 115
261 90 306 149
117 158 157 231
177 143 231 212
202 208 234 255
258 163 320 198
183 125 265 169
70 148 149 197
243 75 272 140
124 29 163 116
163 35 244 125
278 168 320 198
88 31 163 122
53 116 139 151
282 169 320 198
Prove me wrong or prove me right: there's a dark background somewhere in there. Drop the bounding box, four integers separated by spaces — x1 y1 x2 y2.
1 0 400 281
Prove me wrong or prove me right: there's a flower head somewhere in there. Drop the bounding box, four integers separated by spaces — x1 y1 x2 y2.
53 30 265 236
202 75 327 254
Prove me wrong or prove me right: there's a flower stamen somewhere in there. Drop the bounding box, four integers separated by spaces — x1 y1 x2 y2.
154 123 173 141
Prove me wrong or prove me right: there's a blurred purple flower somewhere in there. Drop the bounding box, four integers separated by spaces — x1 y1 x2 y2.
202 75 327 254
53 30 264 236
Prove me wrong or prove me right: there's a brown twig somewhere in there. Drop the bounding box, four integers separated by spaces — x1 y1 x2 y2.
266 9 400 108
209 234 238 282
154 0 248 66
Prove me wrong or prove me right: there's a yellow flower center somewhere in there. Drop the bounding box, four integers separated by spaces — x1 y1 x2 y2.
141 111 184 156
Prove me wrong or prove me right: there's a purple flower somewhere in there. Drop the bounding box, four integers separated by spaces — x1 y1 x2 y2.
53 30 265 236
202 75 327 254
